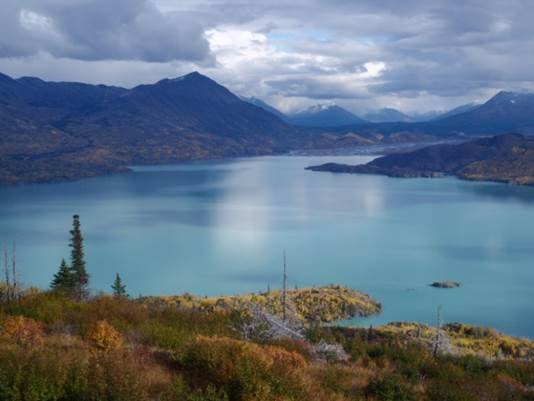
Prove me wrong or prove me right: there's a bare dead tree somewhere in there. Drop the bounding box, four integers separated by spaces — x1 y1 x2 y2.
11 241 17 300
282 249 287 322
433 305 443 358
3 245 10 302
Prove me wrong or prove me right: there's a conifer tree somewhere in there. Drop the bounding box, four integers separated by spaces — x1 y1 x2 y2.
111 273 127 298
51 259 74 294
69 214 89 300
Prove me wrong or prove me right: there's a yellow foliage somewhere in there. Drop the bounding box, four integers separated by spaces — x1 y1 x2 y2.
87 320 123 351
183 336 309 400
0 315 44 347
194 335 307 371
143 285 381 325
377 322 534 359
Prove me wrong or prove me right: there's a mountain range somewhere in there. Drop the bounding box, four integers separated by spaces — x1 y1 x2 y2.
0 72 316 184
1 70 534 185
326 90 534 137
244 97 525 127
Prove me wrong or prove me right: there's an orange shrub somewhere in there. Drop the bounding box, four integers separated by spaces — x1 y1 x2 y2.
0 315 44 347
87 320 123 351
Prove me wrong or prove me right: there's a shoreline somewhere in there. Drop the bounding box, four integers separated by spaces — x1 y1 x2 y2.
0 138 448 187
141 285 534 346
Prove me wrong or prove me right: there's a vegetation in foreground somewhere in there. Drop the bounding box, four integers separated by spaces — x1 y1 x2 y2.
142 284 381 325
0 293 533 401
1 215 533 400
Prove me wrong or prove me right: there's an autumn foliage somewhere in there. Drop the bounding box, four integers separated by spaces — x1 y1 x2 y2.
0 315 44 347
87 320 123 351
181 335 309 400
0 292 532 401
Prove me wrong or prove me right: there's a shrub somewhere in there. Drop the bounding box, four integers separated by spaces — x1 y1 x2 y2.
179 335 308 401
162 377 229 401
367 375 416 401
139 321 189 350
426 379 476 401
0 315 44 347
87 320 123 351
0 341 170 401
0 292 80 326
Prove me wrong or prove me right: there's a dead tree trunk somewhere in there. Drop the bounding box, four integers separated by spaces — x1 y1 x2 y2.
3 245 11 302
11 241 17 300
432 305 442 358
282 250 287 322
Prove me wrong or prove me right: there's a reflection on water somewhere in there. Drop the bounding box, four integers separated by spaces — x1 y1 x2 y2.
1 155 534 337
466 181 534 203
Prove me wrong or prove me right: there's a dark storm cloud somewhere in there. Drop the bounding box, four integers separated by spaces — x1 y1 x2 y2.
0 0 211 62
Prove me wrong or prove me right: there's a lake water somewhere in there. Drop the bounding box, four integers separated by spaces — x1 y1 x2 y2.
1 154 534 338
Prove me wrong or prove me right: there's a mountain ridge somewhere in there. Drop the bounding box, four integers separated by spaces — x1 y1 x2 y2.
287 104 367 127
2 70 534 185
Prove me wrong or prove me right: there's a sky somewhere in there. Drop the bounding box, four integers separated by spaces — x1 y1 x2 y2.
1 0 533 114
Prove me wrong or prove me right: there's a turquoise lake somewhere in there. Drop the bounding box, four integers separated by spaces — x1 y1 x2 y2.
1 154 534 337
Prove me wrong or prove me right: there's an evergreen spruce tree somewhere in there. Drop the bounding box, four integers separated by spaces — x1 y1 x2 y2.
111 273 127 298
50 259 74 294
69 214 89 300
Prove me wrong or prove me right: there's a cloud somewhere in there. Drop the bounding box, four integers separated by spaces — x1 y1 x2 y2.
0 0 212 63
265 62 386 99
2 0 534 113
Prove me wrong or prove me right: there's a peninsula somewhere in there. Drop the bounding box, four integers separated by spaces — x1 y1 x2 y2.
307 133 534 185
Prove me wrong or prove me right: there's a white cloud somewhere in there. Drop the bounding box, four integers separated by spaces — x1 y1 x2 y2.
19 9 54 32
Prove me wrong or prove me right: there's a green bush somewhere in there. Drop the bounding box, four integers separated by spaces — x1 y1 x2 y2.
367 374 416 401
162 377 229 401
426 379 476 401
0 343 167 401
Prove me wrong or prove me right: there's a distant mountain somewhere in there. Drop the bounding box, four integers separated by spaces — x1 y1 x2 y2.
431 91 534 134
408 111 442 122
241 96 287 120
287 105 366 127
364 108 413 123
0 71 311 184
330 90 534 137
308 133 534 185
363 108 443 123
432 103 481 120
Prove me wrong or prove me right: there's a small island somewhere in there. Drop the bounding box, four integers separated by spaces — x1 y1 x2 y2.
430 281 462 289
307 133 534 186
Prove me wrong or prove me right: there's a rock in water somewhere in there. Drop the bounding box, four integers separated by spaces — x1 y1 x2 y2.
430 281 461 289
